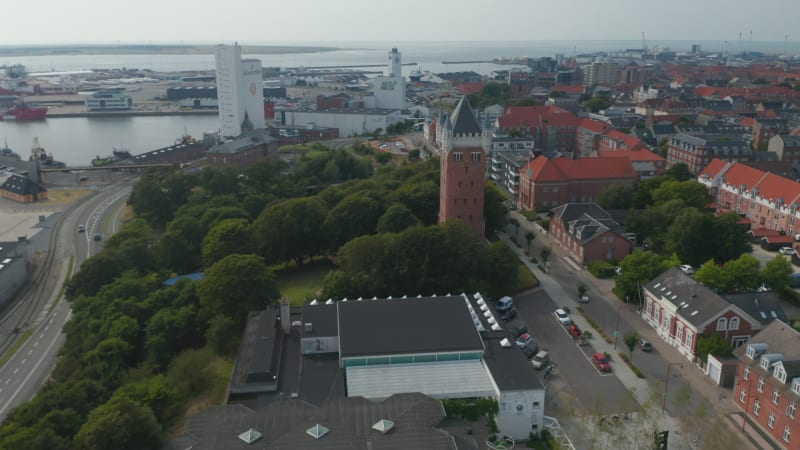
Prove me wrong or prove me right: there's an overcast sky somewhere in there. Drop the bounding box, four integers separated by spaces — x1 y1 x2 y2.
6 0 797 46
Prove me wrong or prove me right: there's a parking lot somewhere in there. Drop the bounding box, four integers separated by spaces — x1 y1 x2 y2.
506 288 638 415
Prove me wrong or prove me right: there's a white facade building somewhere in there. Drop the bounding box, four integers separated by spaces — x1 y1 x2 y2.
365 47 405 110
85 89 132 110
215 43 265 138
282 108 403 138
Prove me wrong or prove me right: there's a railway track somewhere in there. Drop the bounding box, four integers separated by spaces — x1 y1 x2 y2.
0 193 95 357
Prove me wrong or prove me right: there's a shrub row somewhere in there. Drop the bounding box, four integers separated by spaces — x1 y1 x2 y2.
577 306 613 344
617 352 646 379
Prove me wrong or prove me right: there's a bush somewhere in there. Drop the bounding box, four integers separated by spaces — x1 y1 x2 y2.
588 260 617 278
375 152 392 164
617 352 646 378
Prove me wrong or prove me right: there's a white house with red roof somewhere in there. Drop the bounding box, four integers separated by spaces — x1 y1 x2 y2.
698 159 800 237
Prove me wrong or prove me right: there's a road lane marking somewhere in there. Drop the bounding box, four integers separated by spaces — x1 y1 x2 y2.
20 359 26 365
27 350 32 356
12 369 17 375
0 311 72 417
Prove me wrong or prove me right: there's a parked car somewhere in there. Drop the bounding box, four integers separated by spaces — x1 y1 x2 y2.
679 264 695 275
531 350 550 370
521 344 537 360
780 247 796 255
579 293 589 303
516 333 533 348
553 308 571 325
592 352 611 372
93 234 102 241
500 307 517 322
639 338 653 352
510 323 528 339
77 224 86 233
496 296 514 312
568 324 582 339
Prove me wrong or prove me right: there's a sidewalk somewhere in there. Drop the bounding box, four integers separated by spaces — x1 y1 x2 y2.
503 212 768 449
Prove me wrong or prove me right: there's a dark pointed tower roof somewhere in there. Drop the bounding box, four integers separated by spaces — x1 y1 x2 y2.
240 111 254 133
449 95 482 134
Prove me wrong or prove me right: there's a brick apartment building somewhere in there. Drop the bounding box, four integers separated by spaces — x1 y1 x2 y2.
768 135 800 165
496 105 578 155
517 156 635 211
548 202 632 265
698 159 800 236
642 268 787 362
734 321 800 450
667 133 752 174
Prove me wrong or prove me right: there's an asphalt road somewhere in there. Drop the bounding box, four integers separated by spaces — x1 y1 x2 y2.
509 289 639 415
0 182 132 420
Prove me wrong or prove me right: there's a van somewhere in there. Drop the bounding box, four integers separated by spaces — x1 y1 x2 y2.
496 296 514 312
531 351 549 370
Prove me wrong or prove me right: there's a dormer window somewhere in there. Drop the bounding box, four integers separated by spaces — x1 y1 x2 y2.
761 357 772 371
792 379 800 395
776 366 787 384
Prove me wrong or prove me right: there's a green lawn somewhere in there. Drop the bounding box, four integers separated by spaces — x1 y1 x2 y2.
276 260 334 306
512 262 539 292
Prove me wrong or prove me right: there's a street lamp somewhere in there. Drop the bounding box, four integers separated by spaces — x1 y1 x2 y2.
662 362 684 411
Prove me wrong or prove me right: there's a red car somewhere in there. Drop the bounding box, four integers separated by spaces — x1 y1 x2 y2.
592 353 611 372
568 324 582 339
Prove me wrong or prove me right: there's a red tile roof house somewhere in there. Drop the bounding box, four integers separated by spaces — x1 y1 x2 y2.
516 156 636 211
698 159 800 236
733 321 800 450
496 106 579 155
642 267 788 363
548 202 633 265
597 149 667 179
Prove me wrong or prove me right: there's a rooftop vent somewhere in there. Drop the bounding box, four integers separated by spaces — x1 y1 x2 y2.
372 419 395 434
306 424 330 440
500 338 512 347
483 310 492 318
238 428 263 444
480 304 488 312
491 323 502 331
690 310 699 316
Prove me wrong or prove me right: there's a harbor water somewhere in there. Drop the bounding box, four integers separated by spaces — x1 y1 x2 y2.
0 115 220 166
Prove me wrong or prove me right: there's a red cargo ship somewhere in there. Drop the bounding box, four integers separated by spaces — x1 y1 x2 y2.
1 103 47 121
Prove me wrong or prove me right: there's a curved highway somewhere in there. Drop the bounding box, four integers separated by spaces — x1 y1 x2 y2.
0 182 133 420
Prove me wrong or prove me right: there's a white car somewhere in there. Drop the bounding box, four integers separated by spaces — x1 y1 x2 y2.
779 247 796 256
553 308 571 325
679 264 695 275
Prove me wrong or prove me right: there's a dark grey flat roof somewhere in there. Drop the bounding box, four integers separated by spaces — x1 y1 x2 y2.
483 338 544 391
337 296 484 358
171 393 456 450
231 309 281 388
302 303 338 337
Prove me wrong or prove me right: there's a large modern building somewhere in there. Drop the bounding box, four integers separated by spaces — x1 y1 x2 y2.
215 43 265 138
438 95 490 238
297 294 546 440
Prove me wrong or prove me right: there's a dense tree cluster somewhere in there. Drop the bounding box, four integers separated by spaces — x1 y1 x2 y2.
2 145 516 448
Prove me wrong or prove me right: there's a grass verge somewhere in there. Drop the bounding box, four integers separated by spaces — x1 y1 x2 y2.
618 351 646 378
512 263 540 292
